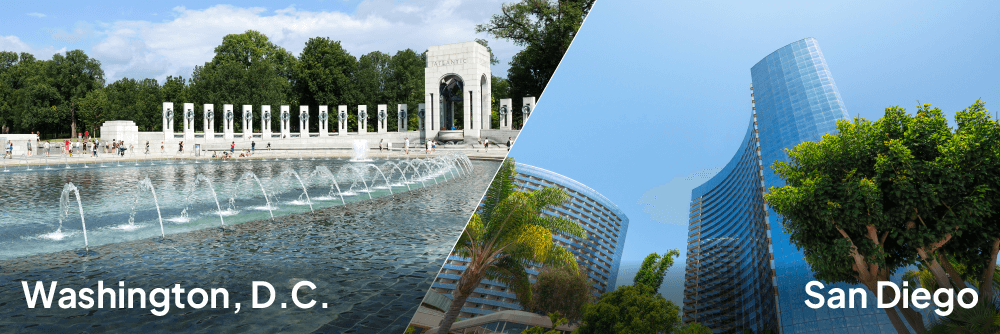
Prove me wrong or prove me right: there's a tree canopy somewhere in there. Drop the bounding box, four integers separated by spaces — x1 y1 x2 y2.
633 250 680 292
576 284 681 334
763 100 1000 334
476 0 594 127
524 266 594 322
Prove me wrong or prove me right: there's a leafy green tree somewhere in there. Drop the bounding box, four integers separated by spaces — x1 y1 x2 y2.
763 101 1000 334
385 49 425 131
48 49 105 136
101 78 162 132
675 322 713 334
0 50 104 137
633 250 680 292
295 37 357 131
76 88 110 135
435 158 587 334
524 266 593 322
476 0 595 125
490 75 510 129
189 30 296 133
355 51 391 132
523 311 570 334
576 284 680 334
7 57 61 135
158 75 190 131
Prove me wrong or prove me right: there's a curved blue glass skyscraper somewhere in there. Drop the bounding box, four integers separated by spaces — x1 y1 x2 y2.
684 38 897 333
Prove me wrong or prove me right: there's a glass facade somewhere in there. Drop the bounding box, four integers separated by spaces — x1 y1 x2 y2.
429 163 629 319
685 38 897 333
683 120 777 333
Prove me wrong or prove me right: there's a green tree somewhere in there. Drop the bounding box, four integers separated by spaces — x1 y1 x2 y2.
576 284 680 334
48 49 105 136
763 100 1000 334
76 88 110 136
523 311 570 334
189 30 296 133
355 51 391 132
476 0 594 125
435 157 587 334
295 37 357 131
524 266 593 322
101 78 162 131
385 49 425 131
490 75 510 129
0 51 102 137
675 322 713 334
633 250 680 292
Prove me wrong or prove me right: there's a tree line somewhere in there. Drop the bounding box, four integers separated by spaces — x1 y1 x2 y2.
0 32 447 138
0 0 592 139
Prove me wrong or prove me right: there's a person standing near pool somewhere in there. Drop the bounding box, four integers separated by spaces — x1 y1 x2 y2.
251 141 255 154
230 141 235 153
404 137 409 154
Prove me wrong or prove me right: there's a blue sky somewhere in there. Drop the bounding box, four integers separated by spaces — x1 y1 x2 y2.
509 0 1000 306
0 0 520 83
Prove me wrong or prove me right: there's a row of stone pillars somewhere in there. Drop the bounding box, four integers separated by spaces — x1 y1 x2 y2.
163 98 533 141
162 103 416 140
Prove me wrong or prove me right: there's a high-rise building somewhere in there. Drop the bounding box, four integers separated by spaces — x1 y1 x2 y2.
684 38 897 333
428 162 629 319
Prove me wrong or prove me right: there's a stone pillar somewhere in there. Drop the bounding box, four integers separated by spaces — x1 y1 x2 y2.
242 105 253 139
521 96 535 128
377 104 388 133
162 102 174 140
481 79 491 130
203 104 215 139
223 104 235 140
183 103 195 141
358 105 368 134
463 91 472 131
418 103 425 132
397 104 408 132
499 99 513 130
280 105 290 138
337 105 348 135
318 105 329 137
261 105 272 139
471 89 482 130
299 106 310 138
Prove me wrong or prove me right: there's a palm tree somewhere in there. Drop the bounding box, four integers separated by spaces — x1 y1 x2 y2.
435 158 587 334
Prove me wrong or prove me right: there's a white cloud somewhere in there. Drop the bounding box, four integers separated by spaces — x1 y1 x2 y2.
0 35 33 53
637 167 722 225
0 35 66 59
86 1 520 83
27 13 46 18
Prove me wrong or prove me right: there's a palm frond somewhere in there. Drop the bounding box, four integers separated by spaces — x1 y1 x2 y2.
533 215 588 240
542 245 581 274
482 158 518 220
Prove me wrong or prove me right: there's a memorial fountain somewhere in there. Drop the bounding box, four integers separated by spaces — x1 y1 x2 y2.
0 139 494 333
